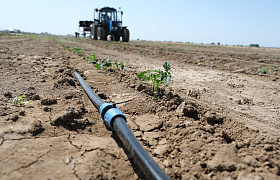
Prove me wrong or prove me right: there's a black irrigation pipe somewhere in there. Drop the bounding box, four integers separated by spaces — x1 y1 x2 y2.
74 72 170 180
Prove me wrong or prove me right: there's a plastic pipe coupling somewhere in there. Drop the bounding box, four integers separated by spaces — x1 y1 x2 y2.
99 103 126 130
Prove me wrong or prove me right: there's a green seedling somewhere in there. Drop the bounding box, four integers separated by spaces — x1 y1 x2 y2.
72 47 82 54
120 62 125 71
65 45 71 51
85 53 97 63
137 62 171 99
13 95 29 106
103 59 125 71
139 49 144 54
272 67 277 71
258 65 277 74
250 53 258 60
103 58 113 69
93 58 125 71
95 62 103 70
115 62 119 68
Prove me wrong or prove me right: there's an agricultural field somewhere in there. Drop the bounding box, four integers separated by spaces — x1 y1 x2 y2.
0 35 279 179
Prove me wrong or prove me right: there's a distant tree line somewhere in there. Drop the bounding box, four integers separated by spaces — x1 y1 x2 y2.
249 44 260 47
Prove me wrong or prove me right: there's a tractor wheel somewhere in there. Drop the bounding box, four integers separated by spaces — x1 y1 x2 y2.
97 27 107 41
112 34 120 41
91 24 97 40
122 29 130 42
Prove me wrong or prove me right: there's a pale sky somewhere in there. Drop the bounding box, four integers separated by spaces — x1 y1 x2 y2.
1 0 279 47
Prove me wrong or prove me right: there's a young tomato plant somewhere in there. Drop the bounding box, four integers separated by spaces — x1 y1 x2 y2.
85 53 97 63
72 47 82 54
137 62 171 99
13 95 29 106
95 61 103 70
258 65 277 74
120 62 125 71
93 58 125 71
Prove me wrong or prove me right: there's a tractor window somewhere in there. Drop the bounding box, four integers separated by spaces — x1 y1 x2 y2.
100 12 108 21
109 11 117 21
117 11 122 21
107 12 112 20
100 11 117 21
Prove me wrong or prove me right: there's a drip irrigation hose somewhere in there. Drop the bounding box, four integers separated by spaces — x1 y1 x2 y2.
74 72 170 180
74 72 104 109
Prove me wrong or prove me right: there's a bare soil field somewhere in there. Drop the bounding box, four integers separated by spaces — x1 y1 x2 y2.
0 35 279 180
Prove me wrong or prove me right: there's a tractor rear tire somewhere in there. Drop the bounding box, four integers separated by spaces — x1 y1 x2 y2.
112 34 120 41
91 24 97 40
97 27 107 41
122 29 130 42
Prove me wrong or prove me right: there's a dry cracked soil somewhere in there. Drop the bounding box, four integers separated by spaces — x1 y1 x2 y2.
0 35 280 180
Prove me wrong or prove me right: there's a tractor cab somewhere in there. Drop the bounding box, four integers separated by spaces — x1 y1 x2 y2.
97 7 119 22
91 7 129 42
78 7 129 42
94 7 122 32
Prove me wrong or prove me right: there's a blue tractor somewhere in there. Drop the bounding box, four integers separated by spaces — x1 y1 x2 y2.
79 7 129 42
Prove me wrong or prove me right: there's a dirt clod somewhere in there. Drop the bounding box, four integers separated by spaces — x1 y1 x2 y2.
204 111 224 124
41 98 57 105
207 144 239 173
10 114 19 121
136 83 146 91
32 94 40 100
19 110 25 116
96 92 107 99
4 91 12 98
29 120 45 136
50 106 90 131
43 106 52 112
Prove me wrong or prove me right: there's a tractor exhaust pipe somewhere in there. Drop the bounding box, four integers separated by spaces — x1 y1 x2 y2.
74 72 170 180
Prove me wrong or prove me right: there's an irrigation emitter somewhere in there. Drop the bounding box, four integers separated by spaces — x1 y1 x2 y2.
74 72 170 180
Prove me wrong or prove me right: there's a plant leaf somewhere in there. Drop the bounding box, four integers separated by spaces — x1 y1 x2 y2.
163 61 170 71
105 61 112 67
120 62 125 71
143 76 151 81
163 73 171 85
137 72 146 78
153 94 158 100
13 97 19 105
91 53 96 59
95 63 100 70
102 58 110 63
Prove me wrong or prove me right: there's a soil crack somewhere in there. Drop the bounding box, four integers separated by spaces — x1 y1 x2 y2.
0 136 4 146
73 161 82 180
67 134 81 150
14 151 49 172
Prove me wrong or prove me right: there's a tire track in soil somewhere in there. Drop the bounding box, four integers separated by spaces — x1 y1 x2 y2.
0 36 279 179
